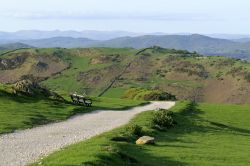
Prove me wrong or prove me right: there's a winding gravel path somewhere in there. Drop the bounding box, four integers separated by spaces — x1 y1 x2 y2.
0 101 175 166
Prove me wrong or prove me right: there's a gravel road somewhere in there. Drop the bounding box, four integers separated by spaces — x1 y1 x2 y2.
0 101 175 166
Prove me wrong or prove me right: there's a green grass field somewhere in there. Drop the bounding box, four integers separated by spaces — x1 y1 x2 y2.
31 101 250 166
0 84 146 134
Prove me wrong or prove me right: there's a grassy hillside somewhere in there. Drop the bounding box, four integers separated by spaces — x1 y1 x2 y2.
31 101 250 166
0 83 145 134
1 47 250 104
43 47 137 95
45 47 250 104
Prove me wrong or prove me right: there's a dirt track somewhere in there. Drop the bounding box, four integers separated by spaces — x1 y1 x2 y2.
0 101 175 166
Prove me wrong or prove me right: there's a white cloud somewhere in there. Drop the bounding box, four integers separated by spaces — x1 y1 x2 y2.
0 10 220 22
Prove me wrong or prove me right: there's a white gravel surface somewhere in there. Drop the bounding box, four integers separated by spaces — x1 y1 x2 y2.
0 101 175 166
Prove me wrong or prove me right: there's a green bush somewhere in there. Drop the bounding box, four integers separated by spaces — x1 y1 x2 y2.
123 88 176 101
122 88 144 100
125 124 143 137
143 91 176 101
152 109 175 129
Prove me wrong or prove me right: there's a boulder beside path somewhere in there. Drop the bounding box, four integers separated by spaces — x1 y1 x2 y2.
136 136 155 145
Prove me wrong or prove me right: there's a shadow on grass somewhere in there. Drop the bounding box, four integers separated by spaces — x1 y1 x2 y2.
0 89 148 112
0 89 45 103
159 101 250 145
81 143 186 166
208 121 250 136
0 89 74 106
23 114 54 126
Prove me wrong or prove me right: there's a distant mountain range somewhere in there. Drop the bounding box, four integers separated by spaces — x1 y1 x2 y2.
1 30 250 59
1 30 250 41
18 34 250 59
0 30 151 41
92 34 250 59
232 38 250 43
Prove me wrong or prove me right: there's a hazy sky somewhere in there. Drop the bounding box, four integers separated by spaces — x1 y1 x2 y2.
0 0 250 33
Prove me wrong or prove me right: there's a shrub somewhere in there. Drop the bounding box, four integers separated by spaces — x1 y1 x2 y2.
122 88 142 99
122 88 176 101
152 109 175 129
126 124 143 137
143 91 176 101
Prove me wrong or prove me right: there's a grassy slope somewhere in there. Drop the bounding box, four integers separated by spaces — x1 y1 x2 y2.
0 84 146 134
42 48 136 95
1 47 250 103
42 55 91 93
43 47 250 104
32 102 250 166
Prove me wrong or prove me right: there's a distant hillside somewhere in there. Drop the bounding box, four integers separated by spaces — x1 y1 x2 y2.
207 34 250 40
0 43 32 51
94 34 250 59
21 37 96 48
0 30 141 41
9 34 250 59
1 30 250 41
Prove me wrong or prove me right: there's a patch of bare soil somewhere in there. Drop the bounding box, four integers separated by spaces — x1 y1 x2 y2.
0 55 27 70
202 77 250 104
77 64 123 87
90 54 122 64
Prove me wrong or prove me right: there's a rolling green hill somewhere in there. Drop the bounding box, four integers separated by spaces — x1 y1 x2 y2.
42 47 250 104
0 47 250 104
